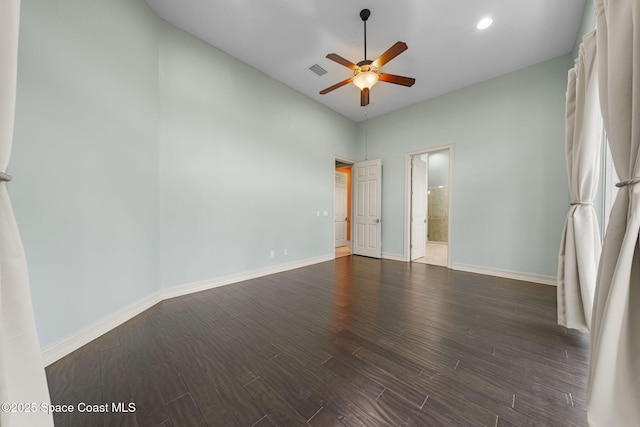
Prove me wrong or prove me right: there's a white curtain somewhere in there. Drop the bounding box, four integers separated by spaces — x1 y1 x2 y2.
557 31 602 332
1 1 54 426
588 0 640 425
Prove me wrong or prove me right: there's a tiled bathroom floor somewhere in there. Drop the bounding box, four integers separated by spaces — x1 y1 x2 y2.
413 241 448 267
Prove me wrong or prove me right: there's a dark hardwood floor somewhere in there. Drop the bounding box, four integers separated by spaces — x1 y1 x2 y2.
46 256 589 426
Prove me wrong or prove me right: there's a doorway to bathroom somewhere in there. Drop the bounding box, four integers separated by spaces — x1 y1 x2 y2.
405 146 453 267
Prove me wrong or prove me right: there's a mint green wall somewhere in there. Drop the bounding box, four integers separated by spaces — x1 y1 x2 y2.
158 22 357 288
11 0 356 348
12 0 161 348
357 55 573 276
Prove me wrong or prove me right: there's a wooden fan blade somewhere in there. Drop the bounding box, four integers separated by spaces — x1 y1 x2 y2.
326 53 358 70
361 88 370 106
319 77 353 95
372 41 408 68
379 73 416 87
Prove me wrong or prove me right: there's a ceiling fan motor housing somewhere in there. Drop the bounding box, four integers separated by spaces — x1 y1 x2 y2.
354 63 379 81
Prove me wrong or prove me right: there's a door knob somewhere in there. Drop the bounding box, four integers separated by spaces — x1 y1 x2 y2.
375 218 380 224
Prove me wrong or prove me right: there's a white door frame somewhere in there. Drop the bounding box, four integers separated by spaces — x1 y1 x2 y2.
333 155 355 258
403 144 454 266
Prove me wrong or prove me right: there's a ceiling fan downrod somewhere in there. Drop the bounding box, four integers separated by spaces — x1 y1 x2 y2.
360 9 370 61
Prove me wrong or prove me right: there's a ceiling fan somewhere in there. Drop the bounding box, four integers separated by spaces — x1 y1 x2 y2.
320 8 416 107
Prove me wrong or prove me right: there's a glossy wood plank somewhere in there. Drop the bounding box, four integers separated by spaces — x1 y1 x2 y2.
243 378 309 426
46 257 588 426
129 369 170 426
165 394 207 427
150 361 188 405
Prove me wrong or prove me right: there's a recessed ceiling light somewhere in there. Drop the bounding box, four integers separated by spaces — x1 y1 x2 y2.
477 17 493 30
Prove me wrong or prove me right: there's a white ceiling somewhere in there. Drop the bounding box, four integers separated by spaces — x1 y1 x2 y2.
145 0 585 122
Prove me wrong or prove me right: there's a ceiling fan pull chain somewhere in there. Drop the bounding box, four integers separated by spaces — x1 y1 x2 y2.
364 108 369 160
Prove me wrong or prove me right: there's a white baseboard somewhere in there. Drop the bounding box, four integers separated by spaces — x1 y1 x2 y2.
41 292 162 366
382 252 405 262
452 263 557 286
159 254 334 300
42 254 334 366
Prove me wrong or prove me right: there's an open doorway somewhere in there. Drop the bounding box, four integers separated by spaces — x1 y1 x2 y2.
335 158 353 258
405 146 453 267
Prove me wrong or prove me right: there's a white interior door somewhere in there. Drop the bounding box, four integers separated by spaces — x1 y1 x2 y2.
334 171 348 247
353 159 382 258
411 157 427 260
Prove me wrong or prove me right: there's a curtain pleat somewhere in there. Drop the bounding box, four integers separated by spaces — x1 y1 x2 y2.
0 1 54 426
588 0 640 425
557 31 602 331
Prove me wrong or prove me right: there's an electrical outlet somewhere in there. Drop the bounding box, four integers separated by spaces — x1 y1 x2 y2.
323 210 328 216
270 250 275 258
284 249 288 255
316 211 320 217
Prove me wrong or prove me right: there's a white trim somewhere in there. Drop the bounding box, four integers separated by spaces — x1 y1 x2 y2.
382 252 405 262
404 145 455 267
41 292 162 366
452 263 557 286
159 254 333 300
42 253 334 366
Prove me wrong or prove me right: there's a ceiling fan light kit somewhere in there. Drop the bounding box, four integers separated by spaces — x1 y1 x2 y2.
352 65 379 90
320 8 415 107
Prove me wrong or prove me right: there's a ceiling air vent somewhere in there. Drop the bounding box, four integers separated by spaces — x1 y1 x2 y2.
308 64 327 76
